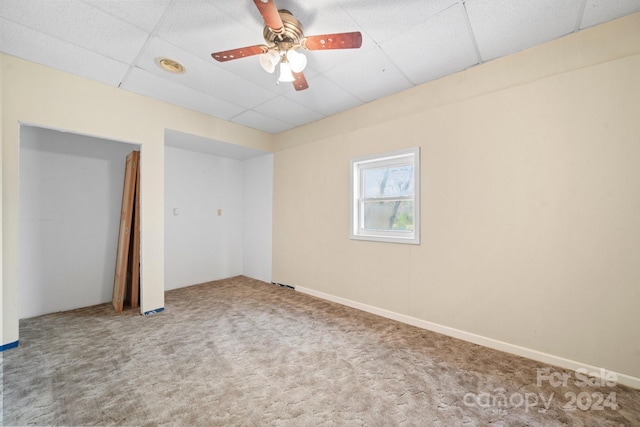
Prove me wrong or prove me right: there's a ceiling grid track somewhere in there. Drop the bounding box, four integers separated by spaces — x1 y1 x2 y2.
459 0 483 65
574 0 589 32
118 0 176 88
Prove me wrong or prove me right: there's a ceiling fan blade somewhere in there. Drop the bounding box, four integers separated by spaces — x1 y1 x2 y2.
211 45 268 62
292 72 308 91
253 0 284 33
302 32 363 50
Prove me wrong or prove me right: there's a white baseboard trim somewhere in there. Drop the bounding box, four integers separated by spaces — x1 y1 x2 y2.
295 285 640 390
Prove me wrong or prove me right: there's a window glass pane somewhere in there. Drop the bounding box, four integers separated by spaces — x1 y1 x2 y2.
351 147 419 244
363 201 414 231
363 164 414 198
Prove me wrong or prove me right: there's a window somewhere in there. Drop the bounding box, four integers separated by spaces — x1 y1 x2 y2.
350 147 420 244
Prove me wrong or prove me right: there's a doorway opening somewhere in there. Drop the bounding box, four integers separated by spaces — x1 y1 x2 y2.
18 125 139 318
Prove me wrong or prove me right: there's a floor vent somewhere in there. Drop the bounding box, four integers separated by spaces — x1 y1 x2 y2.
271 282 295 290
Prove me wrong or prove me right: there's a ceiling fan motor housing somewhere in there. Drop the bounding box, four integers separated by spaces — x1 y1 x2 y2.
263 10 304 50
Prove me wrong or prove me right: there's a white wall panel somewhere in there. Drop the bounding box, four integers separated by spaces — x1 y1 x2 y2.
19 126 137 318
243 154 273 283
164 146 244 290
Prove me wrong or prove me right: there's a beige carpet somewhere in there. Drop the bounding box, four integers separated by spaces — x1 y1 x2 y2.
2 276 639 426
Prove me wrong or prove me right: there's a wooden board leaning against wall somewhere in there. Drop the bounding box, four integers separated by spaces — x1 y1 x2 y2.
112 151 140 313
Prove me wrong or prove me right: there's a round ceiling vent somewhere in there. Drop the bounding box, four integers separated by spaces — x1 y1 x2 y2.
156 58 185 74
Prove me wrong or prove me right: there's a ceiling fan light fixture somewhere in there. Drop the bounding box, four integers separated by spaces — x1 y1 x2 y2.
259 54 276 73
259 49 280 73
278 61 295 82
287 49 307 73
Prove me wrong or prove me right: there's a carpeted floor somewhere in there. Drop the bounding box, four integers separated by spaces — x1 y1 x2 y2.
1 276 639 426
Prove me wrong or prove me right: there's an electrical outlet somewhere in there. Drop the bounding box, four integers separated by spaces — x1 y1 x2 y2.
217 209 222 216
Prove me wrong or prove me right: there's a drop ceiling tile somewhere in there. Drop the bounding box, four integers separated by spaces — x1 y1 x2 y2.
580 0 640 29
0 0 149 63
135 36 277 109
231 110 294 134
282 75 362 117
291 0 359 36
156 1 260 60
216 0 264 28
324 47 414 103
0 18 129 86
267 0 341 30
121 67 245 120
382 4 479 86
82 0 171 32
254 96 324 127
466 0 585 61
341 0 457 44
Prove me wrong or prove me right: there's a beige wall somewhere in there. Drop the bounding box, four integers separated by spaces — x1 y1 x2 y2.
1 55 273 346
273 13 640 383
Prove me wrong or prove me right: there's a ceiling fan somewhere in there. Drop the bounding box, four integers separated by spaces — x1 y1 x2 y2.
211 0 362 91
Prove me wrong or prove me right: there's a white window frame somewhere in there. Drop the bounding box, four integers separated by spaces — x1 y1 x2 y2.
350 147 420 244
